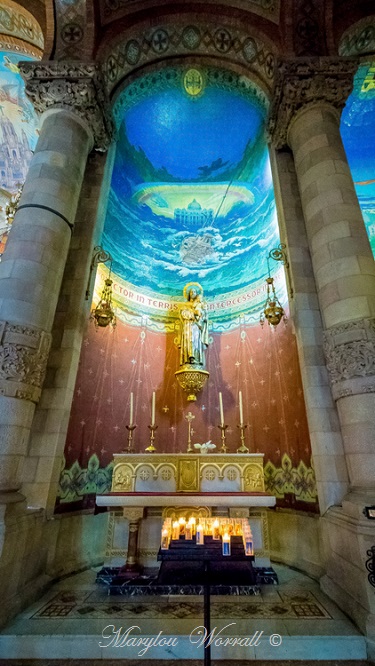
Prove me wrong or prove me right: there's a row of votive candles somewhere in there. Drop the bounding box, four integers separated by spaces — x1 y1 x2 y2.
161 517 254 557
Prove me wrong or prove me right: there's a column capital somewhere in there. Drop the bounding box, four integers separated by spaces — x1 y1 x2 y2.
0 320 51 403
323 317 375 400
267 57 358 149
19 61 113 152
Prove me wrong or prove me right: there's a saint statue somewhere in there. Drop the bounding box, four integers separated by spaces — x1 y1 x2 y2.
178 282 210 368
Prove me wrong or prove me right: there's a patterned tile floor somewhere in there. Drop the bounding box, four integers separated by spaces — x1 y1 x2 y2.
32 589 331 620
0 565 368 661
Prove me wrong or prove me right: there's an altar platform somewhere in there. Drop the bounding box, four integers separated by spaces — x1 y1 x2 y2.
97 452 276 572
96 492 276 508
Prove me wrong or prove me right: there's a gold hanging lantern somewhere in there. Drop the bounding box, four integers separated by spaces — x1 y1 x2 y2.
91 277 116 329
260 244 289 328
87 246 116 329
260 276 286 328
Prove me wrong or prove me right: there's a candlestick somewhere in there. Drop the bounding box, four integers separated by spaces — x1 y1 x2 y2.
237 423 249 453
151 391 156 426
129 392 134 427
125 424 136 453
145 423 158 452
218 424 228 453
213 519 220 540
185 411 195 453
239 390 244 426
219 392 224 426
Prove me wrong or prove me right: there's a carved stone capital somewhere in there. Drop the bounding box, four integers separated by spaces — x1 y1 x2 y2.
123 507 144 523
19 61 113 152
267 57 358 149
0 321 51 403
323 318 375 400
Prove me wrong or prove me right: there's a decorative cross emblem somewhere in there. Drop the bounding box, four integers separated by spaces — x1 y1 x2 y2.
61 23 83 44
214 29 231 52
152 30 168 52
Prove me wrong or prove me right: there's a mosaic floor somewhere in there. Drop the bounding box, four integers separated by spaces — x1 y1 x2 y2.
0 565 367 661
32 588 331 621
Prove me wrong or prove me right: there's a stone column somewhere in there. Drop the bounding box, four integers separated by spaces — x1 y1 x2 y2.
0 62 111 498
268 57 375 647
121 507 144 576
270 147 349 513
268 57 375 492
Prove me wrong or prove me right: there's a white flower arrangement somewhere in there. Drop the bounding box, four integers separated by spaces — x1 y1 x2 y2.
194 440 216 454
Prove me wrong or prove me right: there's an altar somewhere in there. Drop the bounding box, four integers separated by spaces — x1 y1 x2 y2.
96 452 276 575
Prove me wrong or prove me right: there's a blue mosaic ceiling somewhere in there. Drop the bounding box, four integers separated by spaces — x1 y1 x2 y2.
101 67 282 328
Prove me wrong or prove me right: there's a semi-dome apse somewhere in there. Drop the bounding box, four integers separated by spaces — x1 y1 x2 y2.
100 67 284 331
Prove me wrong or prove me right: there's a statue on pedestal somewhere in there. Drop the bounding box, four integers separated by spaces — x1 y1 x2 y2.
178 283 209 368
175 282 210 401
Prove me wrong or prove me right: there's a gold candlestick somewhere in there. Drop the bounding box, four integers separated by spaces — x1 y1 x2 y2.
125 424 136 453
218 424 228 453
145 424 158 452
237 424 249 453
185 411 195 453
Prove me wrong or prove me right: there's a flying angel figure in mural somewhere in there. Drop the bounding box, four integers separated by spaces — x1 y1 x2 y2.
178 282 210 369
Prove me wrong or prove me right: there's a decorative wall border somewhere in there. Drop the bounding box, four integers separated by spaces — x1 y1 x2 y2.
99 0 281 27
102 23 277 98
339 16 375 57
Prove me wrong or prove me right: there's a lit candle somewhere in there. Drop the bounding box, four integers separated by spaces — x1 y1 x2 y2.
129 392 134 426
239 390 244 426
172 521 179 540
245 533 253 556
213 519 220 540
196 521 204 545
219 392 224 426
185 522 192 540
222 532 231 556
151 391 156 426
178 516 186 536
161 528 169 550
188 516 196 536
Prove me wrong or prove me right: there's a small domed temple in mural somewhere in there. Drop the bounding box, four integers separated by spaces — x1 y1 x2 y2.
0 0 374 663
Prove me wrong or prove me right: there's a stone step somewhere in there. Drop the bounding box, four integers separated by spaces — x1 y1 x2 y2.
0 631 368 661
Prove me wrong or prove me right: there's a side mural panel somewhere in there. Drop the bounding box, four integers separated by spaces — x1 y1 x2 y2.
341 61 375 257
0 50 39 255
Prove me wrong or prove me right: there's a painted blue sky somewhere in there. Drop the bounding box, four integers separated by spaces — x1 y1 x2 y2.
124 88 264 181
